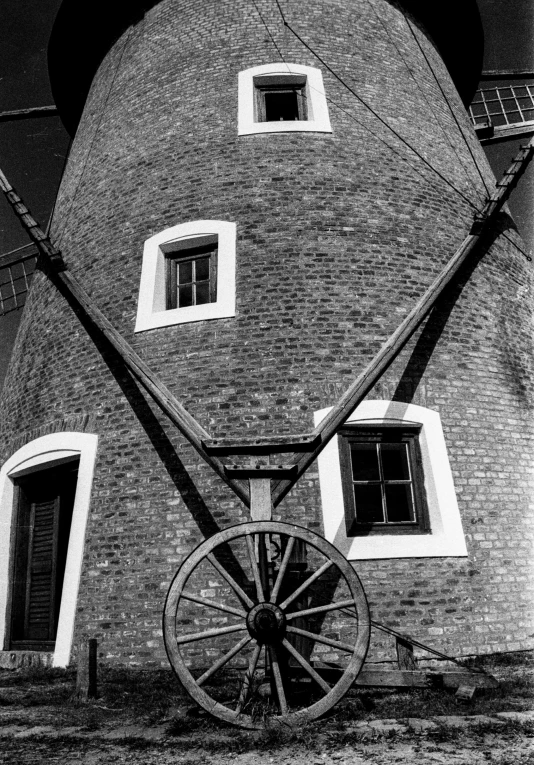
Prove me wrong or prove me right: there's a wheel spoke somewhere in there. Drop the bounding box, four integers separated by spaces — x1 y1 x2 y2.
286 598 356 621
281 638 331 694
269 535 295 604
207 553 255 609
235 642 262 713
175 623 246 645
197 635 252 686
286 625 355 653
246 534 264 602
181 590 247 618
269 645 288 715
279 560 334 611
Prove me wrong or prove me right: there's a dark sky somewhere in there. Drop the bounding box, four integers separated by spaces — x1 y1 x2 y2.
0 0 533 385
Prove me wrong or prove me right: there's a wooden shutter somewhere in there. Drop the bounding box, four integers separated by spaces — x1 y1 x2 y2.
9 461 78 650
24 497 60 642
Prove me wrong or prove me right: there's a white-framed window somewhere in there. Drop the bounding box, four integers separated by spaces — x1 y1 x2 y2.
315 401 467 560
0 432 98 667
135 220 237 333
238 63 332 136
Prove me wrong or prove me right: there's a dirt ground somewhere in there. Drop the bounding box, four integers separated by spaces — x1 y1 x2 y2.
1 652 533 764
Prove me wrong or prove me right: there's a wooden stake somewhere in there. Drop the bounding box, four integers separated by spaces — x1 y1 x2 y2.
74 638 98 701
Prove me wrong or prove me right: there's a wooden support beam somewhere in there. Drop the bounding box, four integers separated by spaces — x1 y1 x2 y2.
480 122 534 145
0 105 59 123
249 479 272 521
0 244 39 270
225 463 297 478
271 136 534 507
202 432 321 455
0 169 250 508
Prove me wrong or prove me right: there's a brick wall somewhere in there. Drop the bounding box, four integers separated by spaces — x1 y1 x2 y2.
1 0 533 667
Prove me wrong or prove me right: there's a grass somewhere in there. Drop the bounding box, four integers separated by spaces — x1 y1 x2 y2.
0 649 532 748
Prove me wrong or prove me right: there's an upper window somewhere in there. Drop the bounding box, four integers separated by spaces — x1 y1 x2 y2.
238 64 332 136
135 221 236 332
315 401 467 560
255 74 307 123
339 425 429 536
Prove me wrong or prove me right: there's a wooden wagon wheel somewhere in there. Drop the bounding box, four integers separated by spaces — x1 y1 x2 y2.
163 521 370 728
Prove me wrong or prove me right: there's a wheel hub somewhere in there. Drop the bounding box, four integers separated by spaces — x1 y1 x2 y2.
246 602 286 644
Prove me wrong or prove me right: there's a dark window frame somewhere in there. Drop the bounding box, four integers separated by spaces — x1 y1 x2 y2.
163 238 218 311
339 424 430 537
253 74 308 123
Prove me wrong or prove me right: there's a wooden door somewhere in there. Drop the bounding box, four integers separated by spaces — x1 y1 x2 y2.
9 462 78 651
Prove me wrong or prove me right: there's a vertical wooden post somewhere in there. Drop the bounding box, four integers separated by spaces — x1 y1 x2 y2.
75 637 98 700
396 637 416 671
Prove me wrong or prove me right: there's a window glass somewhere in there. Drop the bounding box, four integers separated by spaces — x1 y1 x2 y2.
166 242 217 311
340 426 427 536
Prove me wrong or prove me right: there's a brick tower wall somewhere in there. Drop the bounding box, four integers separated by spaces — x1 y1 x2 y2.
1 0 533 666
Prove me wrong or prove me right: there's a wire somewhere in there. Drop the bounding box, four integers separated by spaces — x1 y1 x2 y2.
403 12 491 197
272 0 481 211
250 0 287 62
364 0 482 200
269 0 532 262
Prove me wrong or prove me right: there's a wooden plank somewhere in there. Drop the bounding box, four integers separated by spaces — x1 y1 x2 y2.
202 433 321 455
354 669 498 690
0 167 250 508
271 136 534 507
226 463 297 478
480 122 534 145
249 478 272 521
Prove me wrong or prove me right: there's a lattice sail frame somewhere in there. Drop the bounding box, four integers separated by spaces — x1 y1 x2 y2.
470 82 534 141
0 246 38 316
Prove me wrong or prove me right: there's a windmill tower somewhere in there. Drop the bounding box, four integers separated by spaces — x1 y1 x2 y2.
0 0 532 717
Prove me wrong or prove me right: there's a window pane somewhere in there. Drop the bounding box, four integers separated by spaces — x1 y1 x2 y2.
353 484 384 523
195 282 210 305
350 444 379 481
195 257 210 281
385 484 415 522
178 284 193 307
264 90 300 121
381 443 410 480
178 261 193 284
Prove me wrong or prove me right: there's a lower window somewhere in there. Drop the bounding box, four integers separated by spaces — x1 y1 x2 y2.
9 460 78 651
339 426 429 536
314 401 468 560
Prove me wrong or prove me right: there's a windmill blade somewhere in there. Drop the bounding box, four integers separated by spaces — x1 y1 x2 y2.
470 78 534 144
0 244 38 316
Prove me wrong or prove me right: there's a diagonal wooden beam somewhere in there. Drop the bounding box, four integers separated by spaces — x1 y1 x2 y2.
271 137 534 507
0 169 250 507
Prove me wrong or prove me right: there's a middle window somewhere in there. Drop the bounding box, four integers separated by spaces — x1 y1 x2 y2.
165 239 217 310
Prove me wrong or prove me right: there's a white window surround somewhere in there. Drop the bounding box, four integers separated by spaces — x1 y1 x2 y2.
314 401 467 560
238 63 332 136
0 432 98 667
134 220 236 332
